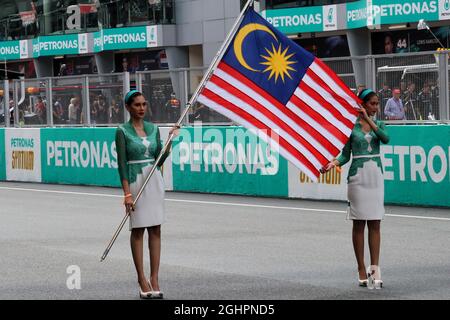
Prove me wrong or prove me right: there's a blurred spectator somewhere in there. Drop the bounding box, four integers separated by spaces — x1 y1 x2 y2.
91 96 99 124
109 98 122 123
9 100 15 125
68 97 80 124
165 0 173 23
18 109 25 127
58 63 68 76
148 0 162 23
403 82 418 120
165 92 180 122
99 0 118 27
35 97 46 124
430 80 439 117
400 81 407 93
417 84 433 120
384 88 405 120
378 83 391 110
121 57 133 72
356 84 365 96
189 103 209 122
53 97 65 124
97 94 108 124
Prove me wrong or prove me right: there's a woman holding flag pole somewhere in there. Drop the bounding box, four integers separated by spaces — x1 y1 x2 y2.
116 90 179 299
322 89 389 290
100 0 253 299
101 0 257 299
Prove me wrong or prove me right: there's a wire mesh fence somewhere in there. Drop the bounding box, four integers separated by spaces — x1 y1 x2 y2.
1 51 449 128
7 73 129 127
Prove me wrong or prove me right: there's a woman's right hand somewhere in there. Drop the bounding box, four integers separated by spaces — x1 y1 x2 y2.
124 195 135 213
320 161 336 174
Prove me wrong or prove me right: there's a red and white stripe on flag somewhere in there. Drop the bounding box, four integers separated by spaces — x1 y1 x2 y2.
198 58 360 181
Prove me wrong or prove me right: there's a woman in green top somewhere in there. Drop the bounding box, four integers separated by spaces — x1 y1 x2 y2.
116 90 179 299
322 89 389 290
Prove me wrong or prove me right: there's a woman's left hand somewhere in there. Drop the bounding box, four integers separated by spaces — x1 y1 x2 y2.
358 107 369 120
169 125 181 137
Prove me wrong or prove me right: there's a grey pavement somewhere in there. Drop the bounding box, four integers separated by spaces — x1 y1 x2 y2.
0 181 449 300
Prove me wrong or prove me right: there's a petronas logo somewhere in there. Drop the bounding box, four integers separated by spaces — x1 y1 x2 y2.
327 8 333 23
446 0 450 11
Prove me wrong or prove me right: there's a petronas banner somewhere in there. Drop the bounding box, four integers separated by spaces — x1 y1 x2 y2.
0 126 448 207
263 0 450 34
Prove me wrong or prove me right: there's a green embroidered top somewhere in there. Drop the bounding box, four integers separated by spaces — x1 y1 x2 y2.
115 120 169 184
336 119 390 180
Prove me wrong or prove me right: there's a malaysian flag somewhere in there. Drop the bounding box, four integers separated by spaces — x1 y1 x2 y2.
197 8 360 181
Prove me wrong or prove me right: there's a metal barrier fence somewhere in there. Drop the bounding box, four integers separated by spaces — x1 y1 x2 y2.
1 51 449 128
4 73 129 127
323 50 450 123
136 67 231 125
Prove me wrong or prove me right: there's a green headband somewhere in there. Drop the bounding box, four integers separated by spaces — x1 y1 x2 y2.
359 89 375 101
124 90 141 105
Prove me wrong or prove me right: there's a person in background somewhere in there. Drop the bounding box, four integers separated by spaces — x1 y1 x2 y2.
121 57 132 72
35 97 46 124
403 82 418 120
399 81 407 95
53 97 65 124
430 80 439 119
97 94 108 124
417 83 433 120
58 63 68 76
377 83 391 110
8 100 15 125
91 96 99 125
164 0 173 23
384 89 405 120
165 92 180 123
189 103 209 122
68 97 80 124
110 98 122 123
356 84 366 96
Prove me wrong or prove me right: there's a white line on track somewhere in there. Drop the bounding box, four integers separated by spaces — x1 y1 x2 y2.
1 186 449 221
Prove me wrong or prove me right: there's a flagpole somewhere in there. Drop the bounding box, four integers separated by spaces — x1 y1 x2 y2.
100 0 256 262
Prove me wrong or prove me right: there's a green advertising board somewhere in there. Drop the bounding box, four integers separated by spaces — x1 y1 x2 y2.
93 31 103 53
101 26 149 51
171 126 289 197
32 34 80 57
40 128 121 187
383 125 450 207
265 0 449 34
347 0 369 29
0 41 21 60
0 128 5 180
263 6 325 33
369 0 440 26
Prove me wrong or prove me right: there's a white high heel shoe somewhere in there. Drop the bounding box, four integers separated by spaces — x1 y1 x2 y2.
138 283 153 299
148 279 164 299
358 276 368 287
367 265 383 290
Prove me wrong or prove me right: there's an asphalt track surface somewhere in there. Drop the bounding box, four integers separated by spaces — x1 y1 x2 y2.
0 181 449 300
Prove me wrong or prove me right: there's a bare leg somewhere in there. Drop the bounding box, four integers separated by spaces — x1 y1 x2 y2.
367 220 381 266
148 225 161 291
353 220 367 279
130 228 151 292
